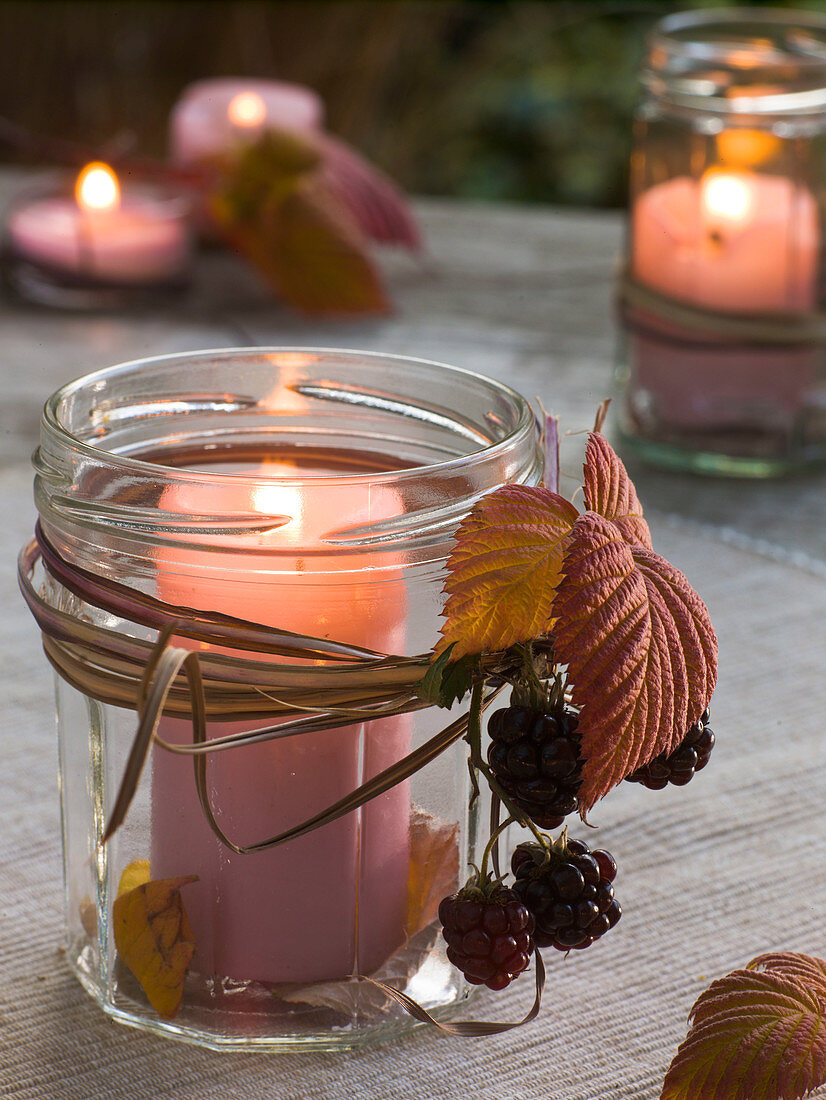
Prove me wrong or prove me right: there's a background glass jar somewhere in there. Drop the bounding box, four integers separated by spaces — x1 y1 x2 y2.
618 8 826 476
30 347 542 1050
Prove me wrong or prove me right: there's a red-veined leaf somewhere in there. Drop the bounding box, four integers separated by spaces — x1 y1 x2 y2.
552 511 717 813
318 132 421 249
438 485 579 659
749 954 826 1001
662 955 826 1100
583 432 652 549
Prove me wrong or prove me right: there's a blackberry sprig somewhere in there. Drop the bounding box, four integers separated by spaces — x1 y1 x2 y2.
511 830 621 952
438 818 535 991
626 709 715 790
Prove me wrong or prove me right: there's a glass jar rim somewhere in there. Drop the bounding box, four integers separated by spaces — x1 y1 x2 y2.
41 346 537 489
643 7 826 114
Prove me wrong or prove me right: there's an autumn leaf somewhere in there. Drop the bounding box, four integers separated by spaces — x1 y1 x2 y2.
583 432 652 550
113 875 198 1019
662 953 826 1100
438 485 579 660
552 511 717 814
117 859 150 897
209 131 390 315
406 810 459 935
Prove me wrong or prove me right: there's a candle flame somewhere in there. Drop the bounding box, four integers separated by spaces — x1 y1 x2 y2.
76 162 120 212
253 475 303 529
228 91 267 129
702 172 752 223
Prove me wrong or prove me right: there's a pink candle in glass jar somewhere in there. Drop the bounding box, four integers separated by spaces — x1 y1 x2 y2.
170 78 324 165
150 442 411 985
7 163 191 284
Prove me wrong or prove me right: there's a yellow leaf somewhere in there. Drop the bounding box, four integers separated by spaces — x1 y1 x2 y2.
439 485 578 659
117 859 150 898
113 876 198 1019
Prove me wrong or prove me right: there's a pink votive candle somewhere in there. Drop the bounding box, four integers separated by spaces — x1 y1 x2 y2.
170 78 324 165
7 163 191 284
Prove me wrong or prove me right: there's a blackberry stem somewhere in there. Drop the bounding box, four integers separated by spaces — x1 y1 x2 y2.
479 815 516 882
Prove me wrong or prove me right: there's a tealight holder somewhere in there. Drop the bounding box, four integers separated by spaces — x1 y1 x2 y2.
19 348 542 1050
2 164 194 311
618 8 826 476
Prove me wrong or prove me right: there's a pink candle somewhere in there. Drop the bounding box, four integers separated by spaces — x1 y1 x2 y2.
7 163 191 283
632 170 819 313
150 458 411 984
628 169 821 442
170 79 323 165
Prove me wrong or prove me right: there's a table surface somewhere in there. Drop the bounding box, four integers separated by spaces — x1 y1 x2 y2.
2 171 825 1100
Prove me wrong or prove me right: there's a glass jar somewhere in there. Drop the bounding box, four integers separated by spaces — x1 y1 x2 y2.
618 8 826 476
26 348 542 1051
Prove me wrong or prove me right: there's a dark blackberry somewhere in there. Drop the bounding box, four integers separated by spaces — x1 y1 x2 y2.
511 838 621 952
487 705 582 828
438 883 535 991
626 711 715 790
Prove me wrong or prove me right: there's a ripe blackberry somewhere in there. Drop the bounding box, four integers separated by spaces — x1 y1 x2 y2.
511 838 621 951
438 881 535 990
626 711 715 790
487 705 582 828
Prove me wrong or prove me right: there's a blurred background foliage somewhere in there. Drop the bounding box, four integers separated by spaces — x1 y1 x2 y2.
1 0 824 208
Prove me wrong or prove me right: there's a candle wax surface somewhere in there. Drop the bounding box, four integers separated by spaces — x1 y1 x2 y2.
632 174 820 314
8 194 190 282
150 445 416 984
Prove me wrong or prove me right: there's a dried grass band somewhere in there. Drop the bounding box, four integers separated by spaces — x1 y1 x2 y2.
618 269 826 346
20 524 546 1035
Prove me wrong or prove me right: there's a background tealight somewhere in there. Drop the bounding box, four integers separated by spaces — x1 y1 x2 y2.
169 78 324 166
3 161 193 310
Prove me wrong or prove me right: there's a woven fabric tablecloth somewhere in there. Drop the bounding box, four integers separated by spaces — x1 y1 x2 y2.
3 457 825 1100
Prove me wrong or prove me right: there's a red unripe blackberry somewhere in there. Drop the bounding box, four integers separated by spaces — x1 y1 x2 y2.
487 705 582 828
511 837 621 951
438 883 535 990
626 711 715 790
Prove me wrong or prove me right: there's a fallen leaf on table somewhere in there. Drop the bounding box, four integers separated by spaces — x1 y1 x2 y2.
209 131 391 316
662 952 826 1100
113 875 198 1019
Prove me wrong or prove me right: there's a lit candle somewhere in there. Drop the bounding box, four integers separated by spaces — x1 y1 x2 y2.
170 79 324 165
150 414 412 984
6 163 192 284
632 168 819 313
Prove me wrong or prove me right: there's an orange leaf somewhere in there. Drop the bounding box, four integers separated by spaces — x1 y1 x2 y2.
552 512 717 814
662 954 826 1100
583 432 652 550
113 876 198 1019
209 131 389 316
406 811 459 936
438 485 579 659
